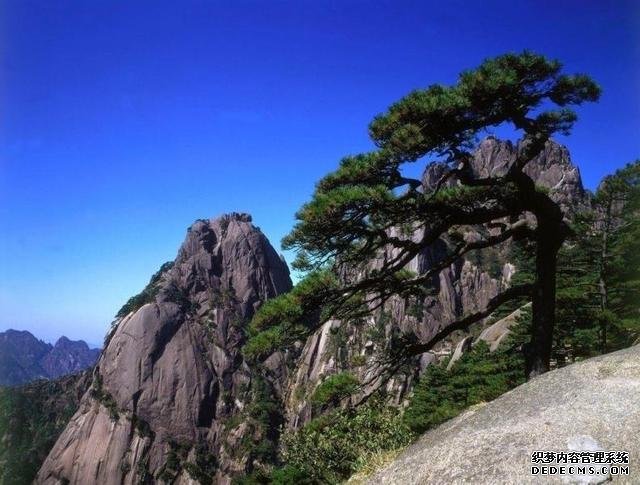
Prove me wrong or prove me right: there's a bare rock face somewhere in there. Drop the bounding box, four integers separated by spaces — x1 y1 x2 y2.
35 138 591 481
424 137 590 214
282 138 588 429
37 213 292 485
367 344 640 484
477 303 531 352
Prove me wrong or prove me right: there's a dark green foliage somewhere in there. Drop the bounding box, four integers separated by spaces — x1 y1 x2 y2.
269 465 315 484
130 414 154 439
234 467 315 485
366 311 389 342
552 216 603 361
406 298 425 319
155 440 217 484
532 160 640 362
136 453 152 483
115 261 174 318
265 402 412 484
164 282 198 314
0 372 89 485
327 326 349 365
183 444 217 483
89 372 119 420
596 161 640 347
243 270 338 361
156 440 191 482
246 51 600 378
311 372 359 407
404 333 527 435
467 242 508 280
243 326 285 362
231 376 283 467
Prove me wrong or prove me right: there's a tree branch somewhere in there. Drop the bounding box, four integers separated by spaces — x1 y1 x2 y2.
399 283 534 359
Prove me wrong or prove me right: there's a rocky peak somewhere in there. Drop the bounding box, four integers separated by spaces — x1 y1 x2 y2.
283 138 591 428
170 213 290 318
54 336 71 346
37 214 292 484
41 336 100 380
423 137 589 214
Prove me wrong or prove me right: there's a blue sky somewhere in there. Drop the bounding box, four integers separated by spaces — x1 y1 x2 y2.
1 0 638 345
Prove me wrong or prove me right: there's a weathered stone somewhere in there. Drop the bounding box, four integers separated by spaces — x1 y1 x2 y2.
283 138 588 429
367 344 640 484
477 303 531 352
36 213 292 484
446 335 473 370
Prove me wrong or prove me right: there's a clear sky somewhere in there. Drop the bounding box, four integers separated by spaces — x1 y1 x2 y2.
1 0 638 345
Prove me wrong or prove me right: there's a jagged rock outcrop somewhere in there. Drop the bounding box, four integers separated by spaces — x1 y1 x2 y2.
446 304 531 369
367 344 640 484
282 138 589 429
423 137 590 214
37 213 292 485
35 138 592 483
0 330 99 386
476 303 531 351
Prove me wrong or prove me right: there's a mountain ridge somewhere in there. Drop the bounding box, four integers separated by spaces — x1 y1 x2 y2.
0 329 100 386
36 138 602 484
37 213 292 484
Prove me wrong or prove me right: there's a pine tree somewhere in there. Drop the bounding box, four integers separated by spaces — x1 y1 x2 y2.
595 161 640 348
245 51 600 379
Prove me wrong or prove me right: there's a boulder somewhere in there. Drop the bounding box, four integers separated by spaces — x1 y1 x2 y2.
367 344 640 484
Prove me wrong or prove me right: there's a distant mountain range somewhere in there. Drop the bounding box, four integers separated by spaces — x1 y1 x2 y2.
0 329 100 386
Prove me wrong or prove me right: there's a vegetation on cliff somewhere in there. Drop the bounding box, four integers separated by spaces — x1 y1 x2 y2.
0 372 90 485
16 52 638 485
246 51 601 378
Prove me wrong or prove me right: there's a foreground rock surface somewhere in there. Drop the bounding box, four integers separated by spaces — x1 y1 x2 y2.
367 344 640 484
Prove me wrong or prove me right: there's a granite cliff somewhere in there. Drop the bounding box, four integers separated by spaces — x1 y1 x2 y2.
281 137 590 429
37 138 590 483
37 214 292 484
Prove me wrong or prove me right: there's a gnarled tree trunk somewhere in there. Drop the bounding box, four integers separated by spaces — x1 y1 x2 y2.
526 219 563 377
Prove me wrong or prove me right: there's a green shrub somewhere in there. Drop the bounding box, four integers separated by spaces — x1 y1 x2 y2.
130 414 154 439
276 402 413 484
183 459 217 483
0 373 88 485
403 338 525 435
90 373 120 421
243 326 285 361
243 270 339 360
115 261 173 318
311 372 359 407
233 376 283 465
